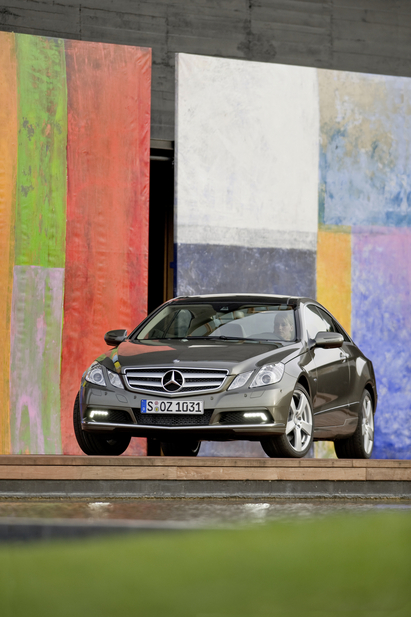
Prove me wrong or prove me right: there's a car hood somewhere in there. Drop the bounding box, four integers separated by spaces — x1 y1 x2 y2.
98 339 303 375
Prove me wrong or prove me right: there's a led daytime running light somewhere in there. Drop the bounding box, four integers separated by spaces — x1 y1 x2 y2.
244 412 268 421
89 410 109 419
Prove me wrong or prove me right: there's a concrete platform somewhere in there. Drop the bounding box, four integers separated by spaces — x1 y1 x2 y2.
0 455 410 499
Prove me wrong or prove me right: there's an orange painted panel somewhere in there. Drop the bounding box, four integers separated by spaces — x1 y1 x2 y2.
0 33 17 454
317 227 351 335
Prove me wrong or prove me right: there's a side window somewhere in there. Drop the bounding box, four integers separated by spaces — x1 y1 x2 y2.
316 307 351 342
329 315 350 342
316 307 336 333
304 305 332 340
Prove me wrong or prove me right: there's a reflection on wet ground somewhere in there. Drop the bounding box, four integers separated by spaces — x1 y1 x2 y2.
0 498 410 527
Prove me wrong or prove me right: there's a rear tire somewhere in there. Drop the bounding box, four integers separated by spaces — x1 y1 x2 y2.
334 390 374 459
160 440 201 457
73 393 131 456
261 384 313 458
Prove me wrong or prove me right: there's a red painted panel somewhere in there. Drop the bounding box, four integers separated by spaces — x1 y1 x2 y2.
61 41 151 455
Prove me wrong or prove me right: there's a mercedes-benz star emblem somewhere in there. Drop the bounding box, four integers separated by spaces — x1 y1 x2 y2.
162 370 184 392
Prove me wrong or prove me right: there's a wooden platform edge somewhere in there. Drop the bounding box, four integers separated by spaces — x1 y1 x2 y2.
0 458 410 482
0 455 410 469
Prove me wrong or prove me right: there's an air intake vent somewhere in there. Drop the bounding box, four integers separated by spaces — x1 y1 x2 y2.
134 409 213 426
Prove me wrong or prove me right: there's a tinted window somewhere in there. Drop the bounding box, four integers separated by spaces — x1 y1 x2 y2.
304 305 334 340
136 303 297 342
328 313 350 342
316 307 336 332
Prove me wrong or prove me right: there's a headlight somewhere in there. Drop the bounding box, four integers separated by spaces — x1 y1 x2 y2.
108 370 124 389
250 363 284 388
228 371 253 390
85 362 106 387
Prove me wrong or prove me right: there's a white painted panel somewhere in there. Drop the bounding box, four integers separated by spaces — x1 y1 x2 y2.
176 53 319 249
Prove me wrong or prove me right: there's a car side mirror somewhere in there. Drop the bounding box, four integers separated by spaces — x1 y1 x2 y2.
104 329 127 346
314 331 344 349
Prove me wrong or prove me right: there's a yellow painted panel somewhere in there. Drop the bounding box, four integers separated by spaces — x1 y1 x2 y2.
317 226 351 335
314 441 337 459
0 33 17 454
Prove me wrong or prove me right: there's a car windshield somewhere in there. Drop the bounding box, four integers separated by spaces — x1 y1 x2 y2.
135 303 297 343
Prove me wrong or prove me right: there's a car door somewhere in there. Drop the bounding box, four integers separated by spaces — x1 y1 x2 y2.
304 304 351 429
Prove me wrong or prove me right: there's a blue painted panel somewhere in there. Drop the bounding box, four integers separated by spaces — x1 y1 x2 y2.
199 441 268 458
351 227 411 459
177 244 316 299
320 73 411 227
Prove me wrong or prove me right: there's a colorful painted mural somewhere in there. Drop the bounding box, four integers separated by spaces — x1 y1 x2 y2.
0 32 151 455
318 70 411 459
2 40 409 459
176 54 411 459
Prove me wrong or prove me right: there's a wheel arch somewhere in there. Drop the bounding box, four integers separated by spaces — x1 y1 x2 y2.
296 372 311 401
364 382 377 413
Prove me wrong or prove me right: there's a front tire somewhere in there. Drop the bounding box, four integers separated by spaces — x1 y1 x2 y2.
160 440 201 457
261 384 313 458
334 390 374 459
73 393 131 456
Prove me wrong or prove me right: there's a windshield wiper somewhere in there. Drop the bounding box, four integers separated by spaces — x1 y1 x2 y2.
137 337 188 341
186 335 243 340
139 336 282 344
209 336 244 340
188 336 277 343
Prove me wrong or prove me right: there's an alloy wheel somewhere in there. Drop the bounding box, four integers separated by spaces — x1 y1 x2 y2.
286 390 313 453
362 392 374 456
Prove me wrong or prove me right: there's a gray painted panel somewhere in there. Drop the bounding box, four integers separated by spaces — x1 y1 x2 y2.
177 243 316 298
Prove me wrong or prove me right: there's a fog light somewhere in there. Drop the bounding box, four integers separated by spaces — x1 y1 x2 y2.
243 412 267 422
89 410 109 419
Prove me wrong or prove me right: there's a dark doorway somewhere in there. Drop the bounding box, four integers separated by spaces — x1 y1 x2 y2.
147 140 175 314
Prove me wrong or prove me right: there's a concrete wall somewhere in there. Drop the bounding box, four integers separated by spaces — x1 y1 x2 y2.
1 1 411 140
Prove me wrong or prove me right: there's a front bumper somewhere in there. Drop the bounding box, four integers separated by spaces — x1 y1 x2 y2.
79 373 294 441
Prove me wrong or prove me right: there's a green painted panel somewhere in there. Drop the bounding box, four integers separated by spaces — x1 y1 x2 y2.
15 35 67 268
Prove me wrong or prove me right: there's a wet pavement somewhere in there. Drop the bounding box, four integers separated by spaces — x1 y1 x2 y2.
0 497 410 542
1 497 410 527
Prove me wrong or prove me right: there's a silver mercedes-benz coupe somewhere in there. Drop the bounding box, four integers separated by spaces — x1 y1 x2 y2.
74 294 377 458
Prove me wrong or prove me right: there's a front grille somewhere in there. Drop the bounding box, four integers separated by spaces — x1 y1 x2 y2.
134 409 214 427
218 411 269 425
123 367 228 395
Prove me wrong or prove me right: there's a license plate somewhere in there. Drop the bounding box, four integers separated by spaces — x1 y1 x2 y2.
141 399 204 414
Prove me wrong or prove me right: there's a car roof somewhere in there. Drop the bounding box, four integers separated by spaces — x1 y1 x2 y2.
171 293 315 307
